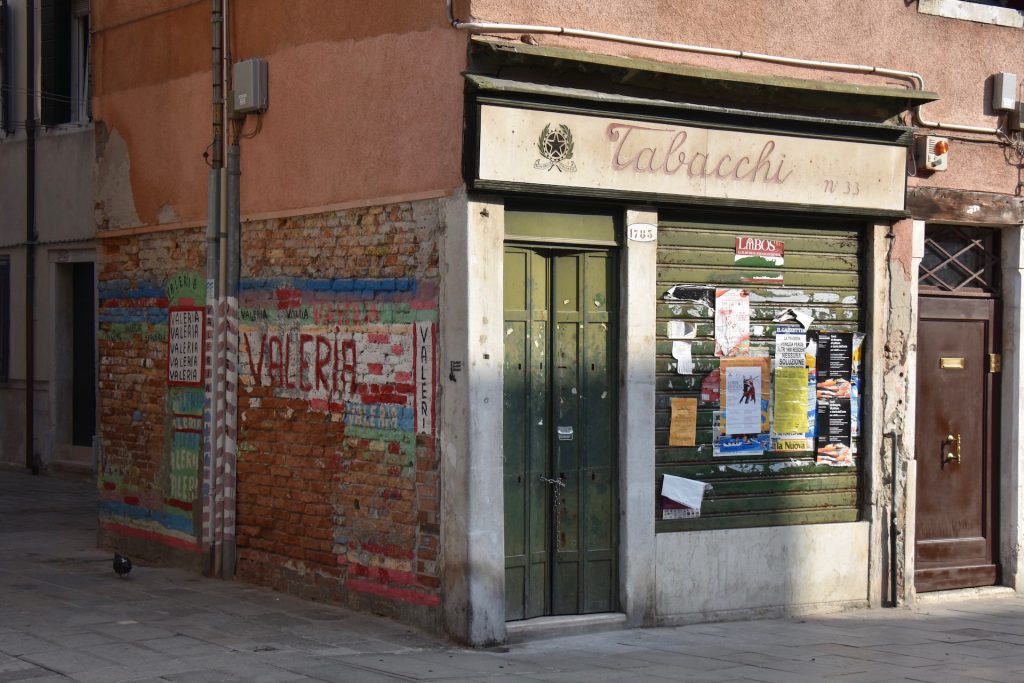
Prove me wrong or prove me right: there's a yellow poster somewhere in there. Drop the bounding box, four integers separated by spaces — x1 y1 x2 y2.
773 367 810 435
669 398 698 447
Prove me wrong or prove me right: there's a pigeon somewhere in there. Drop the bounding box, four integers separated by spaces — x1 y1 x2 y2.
113 553 132 579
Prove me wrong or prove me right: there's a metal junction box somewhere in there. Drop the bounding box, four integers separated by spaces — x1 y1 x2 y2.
231 58 268 118
992 72 1018 113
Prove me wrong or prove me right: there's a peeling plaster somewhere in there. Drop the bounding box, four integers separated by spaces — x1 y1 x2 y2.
95 122 141 230
157 203 180 224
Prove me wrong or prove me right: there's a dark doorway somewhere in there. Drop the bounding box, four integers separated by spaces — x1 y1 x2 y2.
71 262 95 448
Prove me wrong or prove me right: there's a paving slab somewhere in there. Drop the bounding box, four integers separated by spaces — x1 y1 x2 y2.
5 468 1024 682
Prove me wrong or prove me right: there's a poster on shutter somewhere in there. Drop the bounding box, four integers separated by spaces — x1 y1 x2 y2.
669 397 697 446
772 367 816 452
735 236 785 267
816 332 853 400
667 320 697 339
715 432 771 457
773 367 810 435
664 284 714 317
700 368 721 404
661 474 713 519
815 332 853 465
851 332 865 440
672 341 694 374
774 328 807 368
816 399 853 466
714 288 750 358
720 357 770 435
712 409 770 457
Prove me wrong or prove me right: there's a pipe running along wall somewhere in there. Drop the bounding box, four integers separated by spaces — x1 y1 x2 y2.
25 0 37 474
205 0 238 578
444 0 1001 136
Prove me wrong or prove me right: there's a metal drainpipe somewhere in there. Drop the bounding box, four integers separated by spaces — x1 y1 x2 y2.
25 0 37 474
207 0 223 574
213 0 231 579
224 137 239 578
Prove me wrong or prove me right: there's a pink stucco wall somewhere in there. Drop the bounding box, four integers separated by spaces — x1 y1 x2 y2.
93 1 1024 228
92 2 466 228
464 0 1024 195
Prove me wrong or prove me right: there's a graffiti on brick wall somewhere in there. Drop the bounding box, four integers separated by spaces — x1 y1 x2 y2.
163 271 205 529
239 278 437 436
239 276 440 607
96 271 205 551
168 387 203 504
168 307 204 386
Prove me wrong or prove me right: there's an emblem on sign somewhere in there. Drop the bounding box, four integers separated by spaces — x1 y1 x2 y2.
534 123 577 172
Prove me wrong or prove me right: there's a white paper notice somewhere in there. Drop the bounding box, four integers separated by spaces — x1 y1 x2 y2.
672 341 694 374
775 329 807 368
661 474 712 511
772 307 814 330
714 288 750 357
667 320 697 339
724 365 762 434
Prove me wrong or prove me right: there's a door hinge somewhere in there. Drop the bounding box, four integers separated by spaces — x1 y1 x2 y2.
989 353 1001 373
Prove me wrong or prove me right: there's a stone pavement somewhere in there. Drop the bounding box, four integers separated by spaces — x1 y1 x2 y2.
4 468 1024 683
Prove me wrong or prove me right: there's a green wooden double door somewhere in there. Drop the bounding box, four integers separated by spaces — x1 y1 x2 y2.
503 246 618 620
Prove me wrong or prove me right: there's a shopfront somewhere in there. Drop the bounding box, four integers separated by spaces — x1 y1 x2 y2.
438 39 958 645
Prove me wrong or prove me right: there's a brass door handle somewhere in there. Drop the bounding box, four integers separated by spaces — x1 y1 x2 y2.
945 434 961 464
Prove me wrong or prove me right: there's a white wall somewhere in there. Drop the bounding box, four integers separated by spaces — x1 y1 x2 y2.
656 522 870 624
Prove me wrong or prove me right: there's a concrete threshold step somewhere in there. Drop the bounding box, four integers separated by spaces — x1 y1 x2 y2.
505 612 627 643
915 585 1017 604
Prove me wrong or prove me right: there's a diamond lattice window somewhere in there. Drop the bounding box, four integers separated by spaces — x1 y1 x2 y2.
919 226 999 295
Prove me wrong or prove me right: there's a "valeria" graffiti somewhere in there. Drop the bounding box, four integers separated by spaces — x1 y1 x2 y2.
243 330 357 396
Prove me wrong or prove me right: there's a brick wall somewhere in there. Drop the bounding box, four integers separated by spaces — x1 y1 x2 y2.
97 198 444 629
235 200 442 627
97 230 207 565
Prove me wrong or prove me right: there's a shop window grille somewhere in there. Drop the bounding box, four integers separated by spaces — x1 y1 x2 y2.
919 226 999 296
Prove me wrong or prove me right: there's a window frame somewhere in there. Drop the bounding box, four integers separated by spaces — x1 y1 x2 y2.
918 0 1024 28
0 256 9 383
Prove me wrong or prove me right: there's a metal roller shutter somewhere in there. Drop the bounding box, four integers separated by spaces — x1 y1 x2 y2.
655 216 864 532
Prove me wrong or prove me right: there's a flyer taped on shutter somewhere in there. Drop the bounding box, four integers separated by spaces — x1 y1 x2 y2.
661 474 713 519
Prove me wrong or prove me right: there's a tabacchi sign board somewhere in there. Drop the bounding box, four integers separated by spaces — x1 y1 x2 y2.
476 105 907 212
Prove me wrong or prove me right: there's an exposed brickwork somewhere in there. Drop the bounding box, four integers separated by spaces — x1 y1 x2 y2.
234 200 442 628
97 199 443 630
96 232 206 554
96 197 444 630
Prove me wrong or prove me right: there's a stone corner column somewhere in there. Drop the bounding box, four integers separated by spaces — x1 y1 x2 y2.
619 208 658 626
439 189 507 645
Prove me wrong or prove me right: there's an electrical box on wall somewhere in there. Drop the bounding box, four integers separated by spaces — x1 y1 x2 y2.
916 136 949 172
1010 102 1024 131
992 72 1018 112
231 58 268 118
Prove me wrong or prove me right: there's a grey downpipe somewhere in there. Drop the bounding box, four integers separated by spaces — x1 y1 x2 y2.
223 138 239 578
206 0 223 574
444 0 1000 136
25 0 37 474
227 143 239 302
213 0 235 579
